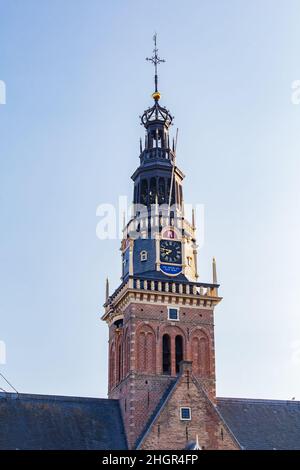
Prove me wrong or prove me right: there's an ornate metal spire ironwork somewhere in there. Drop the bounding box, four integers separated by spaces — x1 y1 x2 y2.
140 34 173 129
146 33 165 95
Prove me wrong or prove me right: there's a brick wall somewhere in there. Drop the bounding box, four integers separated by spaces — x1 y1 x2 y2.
110 373 175 449
139 362 239 450
107 300 220 448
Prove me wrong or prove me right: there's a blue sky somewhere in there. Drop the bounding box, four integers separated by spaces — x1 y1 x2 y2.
0 0 300 399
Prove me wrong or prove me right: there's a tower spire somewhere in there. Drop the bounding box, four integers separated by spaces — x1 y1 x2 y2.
105 277 109 301
212 257 217 284
192 208 196 229
146 33 165 98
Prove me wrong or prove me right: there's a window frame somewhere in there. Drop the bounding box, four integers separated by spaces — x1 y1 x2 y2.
168 306 179 321
180 407 192 421
140 250 148 262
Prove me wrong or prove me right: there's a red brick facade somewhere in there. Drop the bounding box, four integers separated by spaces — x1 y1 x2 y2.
105 294 236 449
139 362 239 450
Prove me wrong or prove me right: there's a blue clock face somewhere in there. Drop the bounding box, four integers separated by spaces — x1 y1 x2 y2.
160 240 182 264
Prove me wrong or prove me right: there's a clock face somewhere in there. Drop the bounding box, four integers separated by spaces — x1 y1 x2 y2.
160 240 182 264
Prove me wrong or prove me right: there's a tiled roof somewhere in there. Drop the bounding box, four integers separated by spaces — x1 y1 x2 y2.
1 391 299 450
133 270 190 283
217 397 300 450
0 392 127 450
133 270 217 286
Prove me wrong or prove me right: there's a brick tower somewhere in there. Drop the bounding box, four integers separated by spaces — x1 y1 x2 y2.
102 37 238 451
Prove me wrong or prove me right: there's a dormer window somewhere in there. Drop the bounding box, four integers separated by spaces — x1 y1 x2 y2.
140 250 148 262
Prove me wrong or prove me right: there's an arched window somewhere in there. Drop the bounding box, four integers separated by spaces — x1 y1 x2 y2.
118 343 123 383
109 344 115 389
141 179 148 206
175 335 183 373
149 130 155 149
199 336 210 375
137 326 156 374
162 334 171 375
149 177 157 204
146 332 155 373
138 332 146 371
192 337 200 375
126 334 130 374
134 185 137 204
192 332 210 376
123 330 130 377
158 177 166 204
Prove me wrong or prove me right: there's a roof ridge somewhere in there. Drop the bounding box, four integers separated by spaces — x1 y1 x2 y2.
217 397 300 405
0 391 118 404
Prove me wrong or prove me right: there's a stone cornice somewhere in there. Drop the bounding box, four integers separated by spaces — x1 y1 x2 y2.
102 276 222 325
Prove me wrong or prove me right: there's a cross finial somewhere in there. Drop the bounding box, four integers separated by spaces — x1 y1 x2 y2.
146 33 165 94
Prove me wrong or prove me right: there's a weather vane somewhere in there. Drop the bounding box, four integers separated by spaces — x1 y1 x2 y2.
146 34 165 95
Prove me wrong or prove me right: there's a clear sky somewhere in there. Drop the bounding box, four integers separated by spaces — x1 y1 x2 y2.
0 0 300 400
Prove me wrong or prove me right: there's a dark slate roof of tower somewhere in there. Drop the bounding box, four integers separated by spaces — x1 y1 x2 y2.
217 397 300 450
133 270 190 283
132 271 219 287
0 392 127 450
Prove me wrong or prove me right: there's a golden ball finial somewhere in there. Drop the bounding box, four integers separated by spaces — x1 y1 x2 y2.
152 91 161 101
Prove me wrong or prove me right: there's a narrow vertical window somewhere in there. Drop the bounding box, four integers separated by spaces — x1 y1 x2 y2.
141 179 148 206
110 345 115 389
162 334 171 374
118 343 122 383
138 332 146 371
175 335 183 373
149 177 157 204
158 177 165 204
134 186 137 204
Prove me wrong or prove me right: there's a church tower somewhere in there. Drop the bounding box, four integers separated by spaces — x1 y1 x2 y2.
102 37 238 451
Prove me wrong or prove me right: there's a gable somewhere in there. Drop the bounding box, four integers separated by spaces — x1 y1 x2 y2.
138 362 239 450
